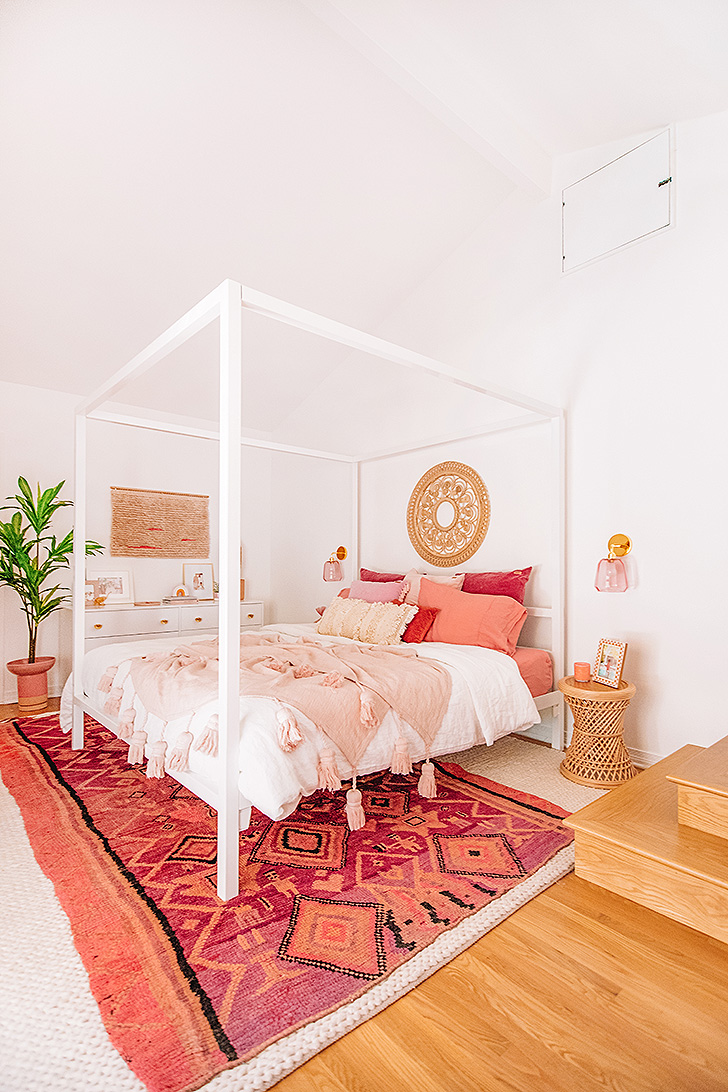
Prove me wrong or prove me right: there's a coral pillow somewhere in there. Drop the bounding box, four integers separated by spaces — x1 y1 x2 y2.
360 567 406 583
402 568 465 605
348 579 405 603
401 607 439 643
418 578 527 654
461 567 533 605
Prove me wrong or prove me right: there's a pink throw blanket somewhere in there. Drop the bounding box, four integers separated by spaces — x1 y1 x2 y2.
128 634 452 769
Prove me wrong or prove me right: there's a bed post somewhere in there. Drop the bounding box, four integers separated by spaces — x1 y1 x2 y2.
551 411 566 749
217 280 243 900
71 410 87 748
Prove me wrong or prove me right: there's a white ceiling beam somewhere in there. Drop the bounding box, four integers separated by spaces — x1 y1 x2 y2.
302 0 551 198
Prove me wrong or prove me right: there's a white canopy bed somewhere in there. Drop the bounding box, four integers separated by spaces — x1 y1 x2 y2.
70 280 565 900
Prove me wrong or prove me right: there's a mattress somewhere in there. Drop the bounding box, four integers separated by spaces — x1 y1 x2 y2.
513 646 553 698
61 622 541 822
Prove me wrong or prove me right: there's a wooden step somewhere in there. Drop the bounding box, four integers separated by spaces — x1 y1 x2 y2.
666 734 728 841
564 745 728 945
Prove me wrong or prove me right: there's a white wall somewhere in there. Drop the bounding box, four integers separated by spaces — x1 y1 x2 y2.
377 110 728 764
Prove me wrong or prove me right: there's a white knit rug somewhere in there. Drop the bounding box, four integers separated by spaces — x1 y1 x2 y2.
0 731 601 1092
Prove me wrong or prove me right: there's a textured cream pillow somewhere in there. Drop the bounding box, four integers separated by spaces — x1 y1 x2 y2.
317 597 417 644
402 568 465 605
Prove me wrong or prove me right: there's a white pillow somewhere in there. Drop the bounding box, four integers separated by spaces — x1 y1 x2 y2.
402 568 465 605
317 597 417 644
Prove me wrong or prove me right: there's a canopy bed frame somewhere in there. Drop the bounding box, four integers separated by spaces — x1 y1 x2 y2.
71 280 565 900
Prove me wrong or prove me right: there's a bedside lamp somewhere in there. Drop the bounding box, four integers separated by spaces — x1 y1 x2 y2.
595 534 631 592
323 546 347 582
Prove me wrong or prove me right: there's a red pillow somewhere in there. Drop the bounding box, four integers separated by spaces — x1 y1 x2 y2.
359 567 406 583
461 567 532 604
401 606 439 643
418 578 527 654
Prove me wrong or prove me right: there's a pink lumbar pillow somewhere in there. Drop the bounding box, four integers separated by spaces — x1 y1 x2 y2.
348 579 406 603
418 578 527 654
461 567 533 605
402 568 464 605
359 567 406 583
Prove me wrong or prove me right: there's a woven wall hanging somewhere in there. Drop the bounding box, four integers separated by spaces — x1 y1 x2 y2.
406 461 490 567
110 487 209 559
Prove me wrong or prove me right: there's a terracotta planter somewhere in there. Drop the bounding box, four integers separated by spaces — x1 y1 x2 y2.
6 656 56 714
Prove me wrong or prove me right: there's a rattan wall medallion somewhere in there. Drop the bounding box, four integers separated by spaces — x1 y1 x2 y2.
406 461 490 567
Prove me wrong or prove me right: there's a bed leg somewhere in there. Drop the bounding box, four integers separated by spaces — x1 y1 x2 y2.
239 801 252 831
71 702 85 749
551 698 565 750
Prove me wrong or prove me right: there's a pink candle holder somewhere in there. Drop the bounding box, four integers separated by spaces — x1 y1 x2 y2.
574 662 591 682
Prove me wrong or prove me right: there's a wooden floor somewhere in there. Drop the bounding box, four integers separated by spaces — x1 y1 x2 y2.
4 700 728 1090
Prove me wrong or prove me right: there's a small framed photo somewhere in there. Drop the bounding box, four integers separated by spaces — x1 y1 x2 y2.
183 563 214 600
89 570 134 605
594 638 627 688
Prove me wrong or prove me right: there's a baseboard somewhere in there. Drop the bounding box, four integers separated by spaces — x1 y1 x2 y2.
628 746 663 769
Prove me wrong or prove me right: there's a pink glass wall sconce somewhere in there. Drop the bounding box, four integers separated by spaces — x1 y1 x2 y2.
595 534 632 592
323 546 347 581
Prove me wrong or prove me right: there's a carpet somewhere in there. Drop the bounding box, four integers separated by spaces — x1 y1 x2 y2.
0 714 575 1092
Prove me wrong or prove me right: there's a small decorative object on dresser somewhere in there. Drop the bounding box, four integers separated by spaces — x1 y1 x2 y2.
593 637 627 688
89 570 134 605
182 563 214 600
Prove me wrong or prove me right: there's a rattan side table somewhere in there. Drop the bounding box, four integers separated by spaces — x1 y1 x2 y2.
558 676 637 788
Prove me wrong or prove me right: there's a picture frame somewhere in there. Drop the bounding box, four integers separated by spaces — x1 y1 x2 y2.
593 638 627 688
88 570 134 605
182 563 214 601
84 579 98 605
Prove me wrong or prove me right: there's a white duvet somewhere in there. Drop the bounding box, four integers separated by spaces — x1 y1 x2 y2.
60 623 540 821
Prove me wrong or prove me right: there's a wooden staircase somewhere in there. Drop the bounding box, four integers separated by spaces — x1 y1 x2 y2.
564 738 728 944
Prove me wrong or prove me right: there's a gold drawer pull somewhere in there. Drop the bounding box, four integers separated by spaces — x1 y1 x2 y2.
247 613 254 619
195 617 202 623
94 623 103 630
160 619 169 625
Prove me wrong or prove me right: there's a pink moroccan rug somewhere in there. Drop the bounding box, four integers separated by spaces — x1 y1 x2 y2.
0 713 574 1092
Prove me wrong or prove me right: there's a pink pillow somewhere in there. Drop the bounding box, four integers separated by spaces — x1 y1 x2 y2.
360 567 406 583
401 606 439 643
348 579 405 603
402 568 464 605
418 578 527 654
461 567 532 605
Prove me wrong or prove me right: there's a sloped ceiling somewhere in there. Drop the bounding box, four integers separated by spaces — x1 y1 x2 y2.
2 0 728 430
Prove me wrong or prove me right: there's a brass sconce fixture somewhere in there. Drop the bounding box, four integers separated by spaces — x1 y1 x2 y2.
595 534 632 592
323 546 347 582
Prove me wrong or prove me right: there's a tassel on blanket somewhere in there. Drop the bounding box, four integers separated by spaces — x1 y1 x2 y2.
359 687 379 729
117 707 136 743
146 740 168 779
418 760 437 799
127 729 147 765
293 663 317 679
345 787 366 831
194 714 219 757
276 705 304 752
317 745 341 792
105 686 124 717
390 736 412 775
321 672 343 688
261 656 288 673
167 730 193 773
98 666 119 694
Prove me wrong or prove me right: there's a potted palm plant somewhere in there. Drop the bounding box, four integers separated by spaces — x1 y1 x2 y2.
0 477 102 713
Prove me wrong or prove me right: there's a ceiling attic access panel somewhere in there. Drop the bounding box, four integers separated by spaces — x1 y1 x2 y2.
562 129 672 273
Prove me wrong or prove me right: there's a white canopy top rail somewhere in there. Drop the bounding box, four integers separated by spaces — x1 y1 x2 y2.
72 279 565 900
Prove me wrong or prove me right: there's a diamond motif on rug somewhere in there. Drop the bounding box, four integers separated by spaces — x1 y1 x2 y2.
250 819 348 870
279 894 387 979
434 832 527 878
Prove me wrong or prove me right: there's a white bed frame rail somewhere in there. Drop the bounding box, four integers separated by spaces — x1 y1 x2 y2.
72 280 565 900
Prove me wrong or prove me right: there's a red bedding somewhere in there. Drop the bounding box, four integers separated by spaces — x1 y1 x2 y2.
513 647 553 698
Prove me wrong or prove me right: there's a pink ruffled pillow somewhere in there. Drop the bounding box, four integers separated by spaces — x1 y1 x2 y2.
461 567 532 605
418 578 527 654
348 579 405 603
